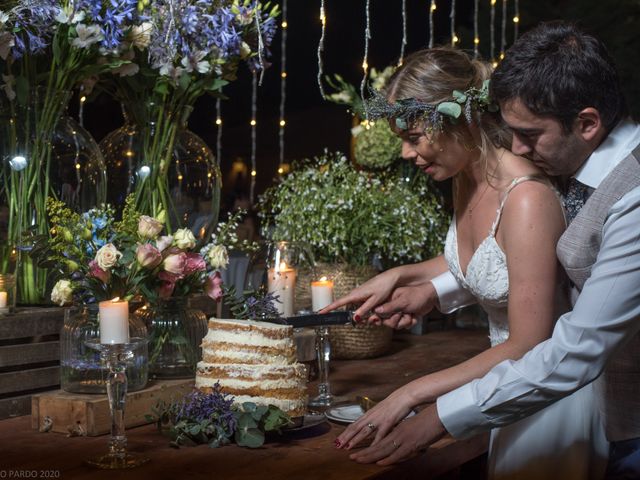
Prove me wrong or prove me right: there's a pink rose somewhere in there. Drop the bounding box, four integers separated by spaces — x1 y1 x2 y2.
183 253 206 276
163 252 187 276
205 271 224 302
158 271 178 298
136 243 162 269
88 260 111 283
138 215 163 239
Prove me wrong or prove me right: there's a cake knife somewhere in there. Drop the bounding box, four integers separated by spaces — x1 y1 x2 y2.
263 311 355 328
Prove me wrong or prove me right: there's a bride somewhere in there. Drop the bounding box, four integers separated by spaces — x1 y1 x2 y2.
323 47 608 479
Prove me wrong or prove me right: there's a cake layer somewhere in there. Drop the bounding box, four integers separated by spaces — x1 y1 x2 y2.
201 345 296 365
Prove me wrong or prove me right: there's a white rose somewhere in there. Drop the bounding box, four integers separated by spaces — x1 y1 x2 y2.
207 245 229 270
131 22 152 49
156 235 173 252
95 243 122 270
173 228 196 250
138 215 163 239
51 279 73 306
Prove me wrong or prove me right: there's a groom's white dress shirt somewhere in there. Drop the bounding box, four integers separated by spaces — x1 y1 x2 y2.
431 121 640 441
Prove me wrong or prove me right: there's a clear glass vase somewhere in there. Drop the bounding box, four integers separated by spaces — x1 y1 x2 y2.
99 102 221 239
60 304 149 393
134 297 208 379
0 88 106 304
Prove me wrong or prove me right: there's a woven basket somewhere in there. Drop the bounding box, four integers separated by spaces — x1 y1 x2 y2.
295 262 393 359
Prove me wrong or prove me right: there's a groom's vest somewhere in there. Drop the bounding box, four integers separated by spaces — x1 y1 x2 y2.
556 143 640 442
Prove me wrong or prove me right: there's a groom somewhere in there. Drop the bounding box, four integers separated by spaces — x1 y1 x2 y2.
351 22 640 477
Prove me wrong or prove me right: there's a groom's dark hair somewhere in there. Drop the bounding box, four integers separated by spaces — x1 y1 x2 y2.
491 21 628 133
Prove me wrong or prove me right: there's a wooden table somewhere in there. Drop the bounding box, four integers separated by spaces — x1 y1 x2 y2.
0 330 490 480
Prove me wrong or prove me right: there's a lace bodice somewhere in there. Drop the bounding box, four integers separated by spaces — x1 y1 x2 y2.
444 176 542 346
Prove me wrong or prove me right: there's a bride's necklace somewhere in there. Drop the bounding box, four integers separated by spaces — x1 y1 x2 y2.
466 149 506 218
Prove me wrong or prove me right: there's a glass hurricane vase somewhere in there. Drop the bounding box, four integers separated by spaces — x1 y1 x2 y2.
134 297 208 379
99 101 221 240
61 304 148 393
1 88 106 304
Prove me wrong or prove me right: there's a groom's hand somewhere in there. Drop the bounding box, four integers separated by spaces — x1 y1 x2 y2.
371 283 438 329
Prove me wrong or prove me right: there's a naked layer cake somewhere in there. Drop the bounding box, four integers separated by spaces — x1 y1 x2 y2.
196 318 308 417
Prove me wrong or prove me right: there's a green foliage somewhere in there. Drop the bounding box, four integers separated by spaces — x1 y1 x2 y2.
353 120 402 170
259 152 450 267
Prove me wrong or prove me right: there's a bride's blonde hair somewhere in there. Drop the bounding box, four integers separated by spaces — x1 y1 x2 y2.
384 47 510 207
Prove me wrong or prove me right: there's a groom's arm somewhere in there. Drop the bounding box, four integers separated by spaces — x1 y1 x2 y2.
436 187 640 438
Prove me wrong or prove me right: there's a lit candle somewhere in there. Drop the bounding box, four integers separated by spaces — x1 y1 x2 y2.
0 291 7 308
98 298 130 344
267 261 297 317
311 277 334 311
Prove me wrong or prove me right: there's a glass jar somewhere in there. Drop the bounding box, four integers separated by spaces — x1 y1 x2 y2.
60 304 149 393
134 297 208 379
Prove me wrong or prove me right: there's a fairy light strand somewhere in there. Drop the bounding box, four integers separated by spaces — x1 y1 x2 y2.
360 0 371 117
250 71 258 204
254 7 266 85
473 0 480 58
450 0 457 47
490 0 497 63
278 0 288 172
429 0 436 48
398 0 407 66
317 0 327 99
513 0 520 40
500 0 507 60
215 97 222 168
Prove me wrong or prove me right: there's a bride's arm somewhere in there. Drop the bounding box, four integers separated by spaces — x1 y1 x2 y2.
337 181 565 448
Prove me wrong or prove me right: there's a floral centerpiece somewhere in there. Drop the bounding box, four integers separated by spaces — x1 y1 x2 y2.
97 0 279 234
0 0 148 303
148 384 291 448
259 151 448 268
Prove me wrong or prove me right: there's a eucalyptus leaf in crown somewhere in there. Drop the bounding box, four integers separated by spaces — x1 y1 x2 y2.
258 152 449 268
97 0 279 231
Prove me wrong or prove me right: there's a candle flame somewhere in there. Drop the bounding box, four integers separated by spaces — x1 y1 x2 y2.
319 276 328 282
279 261 288 272
111 297 120 303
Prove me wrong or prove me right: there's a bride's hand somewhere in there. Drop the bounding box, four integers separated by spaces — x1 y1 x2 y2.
335 389 414 450
319 270 399 320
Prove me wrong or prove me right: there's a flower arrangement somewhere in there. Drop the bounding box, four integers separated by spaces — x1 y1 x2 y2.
1 0 150 303
147 384 292 448
97 0 280 230
258 152 449 267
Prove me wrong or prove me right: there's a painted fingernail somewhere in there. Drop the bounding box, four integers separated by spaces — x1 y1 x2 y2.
354 314 361 323
334 439 342 448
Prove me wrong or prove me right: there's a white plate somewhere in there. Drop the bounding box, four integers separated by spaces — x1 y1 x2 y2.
324 404 417 424
325 404 364 424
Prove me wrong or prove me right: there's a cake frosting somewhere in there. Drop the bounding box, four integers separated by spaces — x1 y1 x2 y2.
196 318 308 417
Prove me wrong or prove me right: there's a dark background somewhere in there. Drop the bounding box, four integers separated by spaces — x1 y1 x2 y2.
84 0 640 210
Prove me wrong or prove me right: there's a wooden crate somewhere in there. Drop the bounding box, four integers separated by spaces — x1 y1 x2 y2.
31 379 194 436
0 307 64 419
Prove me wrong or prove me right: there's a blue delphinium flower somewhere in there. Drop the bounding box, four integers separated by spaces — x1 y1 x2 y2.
10 0 59 58
175 386 237 434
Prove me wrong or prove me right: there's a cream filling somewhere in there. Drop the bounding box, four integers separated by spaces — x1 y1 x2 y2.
230 394 307 412
202 328 294 349
196 375 304 390
202 348 292 365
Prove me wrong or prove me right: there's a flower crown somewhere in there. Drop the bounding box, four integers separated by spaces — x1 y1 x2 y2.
364 79 498 132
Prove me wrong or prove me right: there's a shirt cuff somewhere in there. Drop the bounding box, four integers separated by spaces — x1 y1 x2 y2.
436 384 492 439
430 271 476 314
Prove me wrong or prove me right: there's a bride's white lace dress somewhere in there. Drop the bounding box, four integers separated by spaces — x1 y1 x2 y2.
444 177 608 480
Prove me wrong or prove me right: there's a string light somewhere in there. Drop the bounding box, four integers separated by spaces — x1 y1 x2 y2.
490 0 497 63
513 0 520 40
429 0 436 48
360 0 371 117
278 0 288 175
500 0 507 61
473 0 480 58
254 6 266 85
317 0 327 99
450 0 456 47
78 86 86 128
215 97 222 170
250 71 258 204
398 0 407 67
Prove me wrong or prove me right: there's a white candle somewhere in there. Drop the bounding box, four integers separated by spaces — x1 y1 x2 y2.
0 291 7 308
311 277 334 311
267 262 297 317
98 298 130 344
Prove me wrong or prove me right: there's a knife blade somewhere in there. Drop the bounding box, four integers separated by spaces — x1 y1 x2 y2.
262 311 354 328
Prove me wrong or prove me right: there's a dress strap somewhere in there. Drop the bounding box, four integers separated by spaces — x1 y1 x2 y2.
489 175 549 236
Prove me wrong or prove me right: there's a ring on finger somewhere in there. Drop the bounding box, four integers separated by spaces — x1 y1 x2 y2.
367 422 376 431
